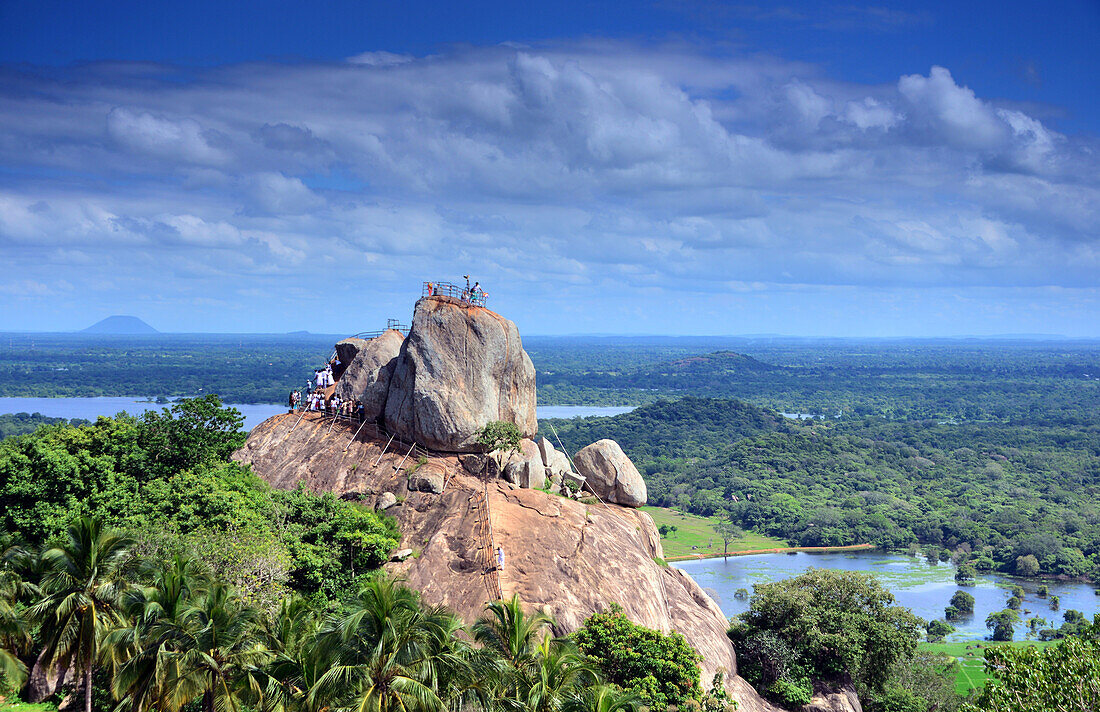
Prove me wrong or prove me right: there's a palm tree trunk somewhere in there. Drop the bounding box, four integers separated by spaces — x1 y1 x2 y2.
204 688 214 712
84 664 93 712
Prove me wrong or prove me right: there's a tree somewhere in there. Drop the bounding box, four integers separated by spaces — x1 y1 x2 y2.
926 619 954 642
954 561 977 585
962 637 1100 712
573 603 702 711
1015 554 1040 577
310 579 458 712
156 581 269 712
31 518 133 712
728 569 924 695
985 610 1020 642
714 517 742 560
0 535 33 689
476 422 522 472
950 590 975 615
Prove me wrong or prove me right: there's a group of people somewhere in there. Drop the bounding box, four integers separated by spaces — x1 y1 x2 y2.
288 387 366 422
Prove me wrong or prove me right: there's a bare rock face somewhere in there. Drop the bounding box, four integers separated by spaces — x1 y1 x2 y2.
334 329 405 422
235 413 780 712
573 439 647 507
384 296 537 452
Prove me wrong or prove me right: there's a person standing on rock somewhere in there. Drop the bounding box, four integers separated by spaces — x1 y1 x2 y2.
495 545 505 571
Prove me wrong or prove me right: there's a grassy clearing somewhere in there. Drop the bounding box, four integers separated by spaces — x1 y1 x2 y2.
0 701 58 712
921 639 1055 696
641 506 790 558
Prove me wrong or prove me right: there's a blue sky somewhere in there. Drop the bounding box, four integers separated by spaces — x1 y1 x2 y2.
1 0 1097 336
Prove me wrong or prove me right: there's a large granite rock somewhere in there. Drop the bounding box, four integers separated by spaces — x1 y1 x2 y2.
538 437 577 486
502 439 545 489
334 330 405 422
573 439 647 507
384 296 537 452
234 413 781 712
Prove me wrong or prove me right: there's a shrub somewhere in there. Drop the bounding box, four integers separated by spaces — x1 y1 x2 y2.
574 602 702 710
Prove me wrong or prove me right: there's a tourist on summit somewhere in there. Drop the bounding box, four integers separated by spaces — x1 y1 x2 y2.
315 370 325 389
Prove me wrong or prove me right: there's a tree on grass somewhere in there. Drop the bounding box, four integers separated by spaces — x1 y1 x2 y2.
714 517 742 560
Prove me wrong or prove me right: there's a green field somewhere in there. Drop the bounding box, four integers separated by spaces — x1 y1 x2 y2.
921 640 1055 696
641 506 790 559
0 701 57 712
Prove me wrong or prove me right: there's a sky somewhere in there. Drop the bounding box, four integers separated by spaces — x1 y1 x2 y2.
0 0 1098 336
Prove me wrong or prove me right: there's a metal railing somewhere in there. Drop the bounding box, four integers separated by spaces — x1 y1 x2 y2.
423 281 489 307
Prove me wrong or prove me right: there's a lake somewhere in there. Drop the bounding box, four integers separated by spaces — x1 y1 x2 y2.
674 550 1100 641
0 397 635 432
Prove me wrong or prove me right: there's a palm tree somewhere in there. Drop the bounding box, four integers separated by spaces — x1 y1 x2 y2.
30 517 133 712
472 596 554 673
517 637 597 712
107 555 211 712
309 578 461 712
0 534 35 688
156 580 270 712
254 596 325 712
567 684 639 712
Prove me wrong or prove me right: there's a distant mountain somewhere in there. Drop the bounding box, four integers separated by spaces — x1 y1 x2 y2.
81 316 159 334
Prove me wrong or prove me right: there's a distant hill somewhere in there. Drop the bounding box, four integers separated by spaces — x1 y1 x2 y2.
81 316 158 334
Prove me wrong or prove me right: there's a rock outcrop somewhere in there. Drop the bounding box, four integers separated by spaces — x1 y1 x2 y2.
803 683 863 712
502 439 545 490
334 329 405 422
383 296 537 452
538 437 578 487
573 439 647 507
235 413 780 712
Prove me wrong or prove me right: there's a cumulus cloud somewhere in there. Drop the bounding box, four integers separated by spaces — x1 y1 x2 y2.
0 41 1097 332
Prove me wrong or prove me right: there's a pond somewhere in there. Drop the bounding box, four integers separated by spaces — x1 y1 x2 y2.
673 550 1100 641
1 397 636 433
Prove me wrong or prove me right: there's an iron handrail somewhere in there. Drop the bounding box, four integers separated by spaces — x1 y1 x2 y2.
423 281 489 306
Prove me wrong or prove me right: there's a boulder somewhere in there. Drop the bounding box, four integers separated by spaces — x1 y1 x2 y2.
802 683 862 712
409 462 446 494
383 296 537 452
334 330 405 422
391 548 414 561
377 491 398 510
502 439 545 489
573 439 647 507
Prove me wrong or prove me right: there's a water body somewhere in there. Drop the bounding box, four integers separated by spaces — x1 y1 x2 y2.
538 405 636 419
0 397 286 432
674 550 1100 641
1 397 635 432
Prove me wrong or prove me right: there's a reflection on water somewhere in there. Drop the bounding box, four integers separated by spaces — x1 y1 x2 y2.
674 550 1100 641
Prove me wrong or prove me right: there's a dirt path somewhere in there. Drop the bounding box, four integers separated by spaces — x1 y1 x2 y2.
664 543 875 562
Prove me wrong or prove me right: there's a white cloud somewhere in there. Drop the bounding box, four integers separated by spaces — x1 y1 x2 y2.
0 42 1096 332
106 107 227 165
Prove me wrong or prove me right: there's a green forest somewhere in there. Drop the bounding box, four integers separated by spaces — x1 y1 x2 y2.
545 397 1100 580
